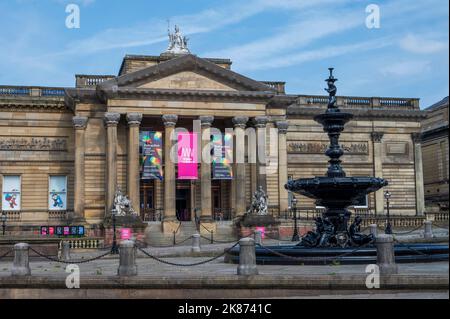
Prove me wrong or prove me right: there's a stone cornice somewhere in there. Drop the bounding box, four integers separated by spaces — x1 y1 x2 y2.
100 87 275 104
421 125 449 142
287 106 427 121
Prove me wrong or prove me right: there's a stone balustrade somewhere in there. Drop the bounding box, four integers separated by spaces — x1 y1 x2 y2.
297 95 419 110
0 85 65 97
75 74 115 88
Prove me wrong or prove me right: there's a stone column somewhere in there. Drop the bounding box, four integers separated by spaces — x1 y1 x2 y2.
117 240 137 276
199 116 215 233
11 243 31 276
371 132 384 215
375 234 398 275
424 220 433 239
126 113 143 216
253 116 269 191
72 116 88 222
162 114 179 233
237 238 258 276
104 112 121 216
233 116 249 217
412 133 425 216
276 121 289 215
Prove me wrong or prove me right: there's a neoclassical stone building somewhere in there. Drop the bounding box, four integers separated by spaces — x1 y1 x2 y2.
421 96 449 211
0 47 427 238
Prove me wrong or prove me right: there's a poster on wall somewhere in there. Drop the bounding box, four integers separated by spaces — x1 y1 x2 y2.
140 131 163 180
2 175 21 211
177 132 198 179
48 176 67 210
212 133 233 179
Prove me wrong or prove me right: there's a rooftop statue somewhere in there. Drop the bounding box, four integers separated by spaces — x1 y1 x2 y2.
165 24 190 54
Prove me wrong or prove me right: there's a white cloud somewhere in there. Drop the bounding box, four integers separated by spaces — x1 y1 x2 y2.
380 60 432 77
241 38 394 71
400 33 448 54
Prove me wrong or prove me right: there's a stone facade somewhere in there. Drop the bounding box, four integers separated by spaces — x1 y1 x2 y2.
0 52 426 239
421 97 449 211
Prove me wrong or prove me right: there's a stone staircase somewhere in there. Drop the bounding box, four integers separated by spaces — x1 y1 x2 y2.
144 220 238 246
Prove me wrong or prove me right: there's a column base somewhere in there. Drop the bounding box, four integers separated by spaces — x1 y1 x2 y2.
162 219 181 234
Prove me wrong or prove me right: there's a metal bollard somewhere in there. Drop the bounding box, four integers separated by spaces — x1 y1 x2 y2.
191 233 201 253
369 224 378 238
117 240 137 276
237 238 258 276
61 241 71 261
11 243 31 277
254 230 262 245
375 234 398 275
424 220 433 239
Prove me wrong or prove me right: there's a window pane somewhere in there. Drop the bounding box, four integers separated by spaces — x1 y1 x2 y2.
49 176 67 210
2 175 21 211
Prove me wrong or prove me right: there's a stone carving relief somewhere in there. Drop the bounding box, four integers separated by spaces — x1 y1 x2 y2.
0 137 67 151
287 141 368 155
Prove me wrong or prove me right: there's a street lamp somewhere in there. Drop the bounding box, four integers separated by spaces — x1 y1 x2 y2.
1 213 7 236
384 191 392 234
110 208 119 254
291 196 300 241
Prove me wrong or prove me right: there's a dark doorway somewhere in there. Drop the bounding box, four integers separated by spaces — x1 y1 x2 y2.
176 185 191 221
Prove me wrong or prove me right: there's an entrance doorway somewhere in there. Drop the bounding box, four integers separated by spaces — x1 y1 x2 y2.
140 180 157 221
176 182 191 221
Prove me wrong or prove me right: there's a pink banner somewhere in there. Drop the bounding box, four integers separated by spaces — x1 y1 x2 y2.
177 132 198 179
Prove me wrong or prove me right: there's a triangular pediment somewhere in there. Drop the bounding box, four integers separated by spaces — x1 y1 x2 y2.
137 71 237 91
98 54 275 93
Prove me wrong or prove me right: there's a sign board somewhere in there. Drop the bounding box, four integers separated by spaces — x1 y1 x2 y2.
177 132 198 179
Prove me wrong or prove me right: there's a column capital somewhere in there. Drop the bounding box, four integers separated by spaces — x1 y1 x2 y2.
126 113 143 126
104 112 121 126
411 132 422 143
253 116 269 128
162 114 178 127
72 116 88 130
275 121 289 134
371 131 384 143
232 116 249 129
199 115 214 128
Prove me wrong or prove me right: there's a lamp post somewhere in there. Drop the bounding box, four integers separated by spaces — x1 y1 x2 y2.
110 208 119 254
291 196 300 241
384 190 392 234
1 213 7 236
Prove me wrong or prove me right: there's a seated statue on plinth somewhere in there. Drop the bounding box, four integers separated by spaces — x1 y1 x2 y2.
247 186 268 215
113 186 138 217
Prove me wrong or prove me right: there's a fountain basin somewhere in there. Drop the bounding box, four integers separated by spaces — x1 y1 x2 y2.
225 243 449 265
285 177 388 208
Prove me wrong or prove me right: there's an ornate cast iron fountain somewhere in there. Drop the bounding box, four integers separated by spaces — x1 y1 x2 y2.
285 68 388 248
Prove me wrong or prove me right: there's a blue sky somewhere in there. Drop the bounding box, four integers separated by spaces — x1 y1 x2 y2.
0 0 448 108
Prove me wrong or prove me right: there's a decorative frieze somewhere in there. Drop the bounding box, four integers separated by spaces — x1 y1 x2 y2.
287 141 369 155
0 136 67 151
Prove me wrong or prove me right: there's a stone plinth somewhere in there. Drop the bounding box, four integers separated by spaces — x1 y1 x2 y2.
102 215 146 246
234 214 280 238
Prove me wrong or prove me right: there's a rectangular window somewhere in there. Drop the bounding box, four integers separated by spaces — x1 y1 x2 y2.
48 176 67 210
352 195 369 208
2 175 21 211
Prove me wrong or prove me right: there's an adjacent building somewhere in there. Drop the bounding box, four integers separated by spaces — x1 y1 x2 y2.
421 96 449 211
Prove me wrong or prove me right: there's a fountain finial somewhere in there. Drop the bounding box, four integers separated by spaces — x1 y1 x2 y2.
324 67 338 110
